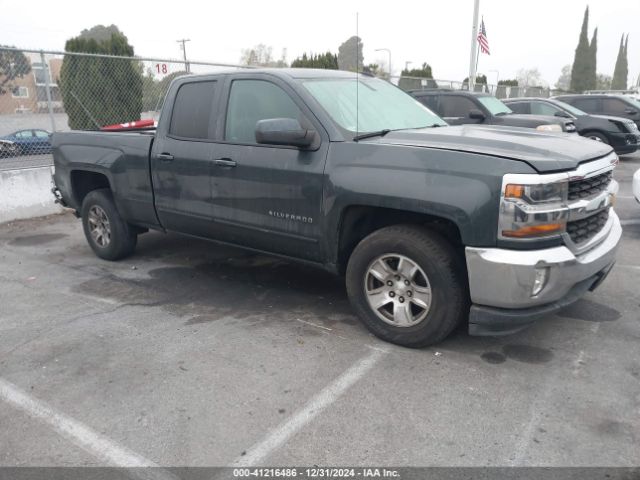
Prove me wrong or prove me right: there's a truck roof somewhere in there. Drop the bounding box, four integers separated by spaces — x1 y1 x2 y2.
190 68 362 80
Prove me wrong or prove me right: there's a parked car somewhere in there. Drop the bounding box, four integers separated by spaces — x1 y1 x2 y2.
504 97 640 155
0 139 19 158
634 169 640 203
410 90 577 133
52 69 621 347
555 94 640 129
0 129 52 156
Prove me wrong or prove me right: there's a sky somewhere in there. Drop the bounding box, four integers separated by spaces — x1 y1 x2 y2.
1 0 639 87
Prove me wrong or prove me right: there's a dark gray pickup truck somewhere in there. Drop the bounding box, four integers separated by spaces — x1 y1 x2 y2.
52 69 622 347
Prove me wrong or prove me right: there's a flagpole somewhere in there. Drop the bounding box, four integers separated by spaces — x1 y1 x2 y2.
468 0 480 91
474 16 482 91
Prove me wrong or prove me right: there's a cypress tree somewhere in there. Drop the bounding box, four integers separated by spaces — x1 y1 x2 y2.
612 34 627 89
586 27 598 90
570 7 592 92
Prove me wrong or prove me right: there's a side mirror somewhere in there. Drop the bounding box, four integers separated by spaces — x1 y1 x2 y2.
624 109 638 115
255 118 315 148
554 111 572 118
469 109 485 121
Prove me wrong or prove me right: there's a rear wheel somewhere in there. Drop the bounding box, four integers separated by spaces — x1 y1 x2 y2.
346 225 468 348
81 189 137 260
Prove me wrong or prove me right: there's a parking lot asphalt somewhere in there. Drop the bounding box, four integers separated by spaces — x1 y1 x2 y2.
0 154 639 468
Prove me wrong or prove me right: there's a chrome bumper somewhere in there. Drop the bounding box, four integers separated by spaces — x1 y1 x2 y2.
465 209 622 309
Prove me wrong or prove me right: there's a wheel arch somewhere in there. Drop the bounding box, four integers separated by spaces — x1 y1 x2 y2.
334 205 465 275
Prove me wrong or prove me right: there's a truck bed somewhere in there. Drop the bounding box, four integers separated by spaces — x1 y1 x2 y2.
52 130 159 229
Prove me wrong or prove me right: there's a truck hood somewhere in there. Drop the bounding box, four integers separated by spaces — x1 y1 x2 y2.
372 125 613 172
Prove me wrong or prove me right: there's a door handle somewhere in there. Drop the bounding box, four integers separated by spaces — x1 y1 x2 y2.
157 153 174 162
215 158 237 168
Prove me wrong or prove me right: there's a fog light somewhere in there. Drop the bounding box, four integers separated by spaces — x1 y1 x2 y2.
532 267 549 297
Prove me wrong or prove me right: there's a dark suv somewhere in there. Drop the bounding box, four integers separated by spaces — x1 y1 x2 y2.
411 90 576 133
554 94 640 129
504 97 640 155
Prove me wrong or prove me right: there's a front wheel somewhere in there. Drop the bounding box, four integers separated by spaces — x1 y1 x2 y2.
346 225 468 348
81 189 137 260
585 132 609 144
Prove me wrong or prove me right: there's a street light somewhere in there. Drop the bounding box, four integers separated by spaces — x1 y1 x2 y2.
375 48 391 79
404 61 413 72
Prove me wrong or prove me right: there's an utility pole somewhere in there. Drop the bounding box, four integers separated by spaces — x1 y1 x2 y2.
468 0 480 91
177 39 191 73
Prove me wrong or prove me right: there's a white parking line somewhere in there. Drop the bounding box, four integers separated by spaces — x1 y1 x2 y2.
0 378 166 472
233 347 387 467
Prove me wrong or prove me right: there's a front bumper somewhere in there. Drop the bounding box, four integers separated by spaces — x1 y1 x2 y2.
609 131 640 154
465 209 622 335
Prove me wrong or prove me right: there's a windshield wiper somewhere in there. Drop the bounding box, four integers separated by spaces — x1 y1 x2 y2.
353 129 391 142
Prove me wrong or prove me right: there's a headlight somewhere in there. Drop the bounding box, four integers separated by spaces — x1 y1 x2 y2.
536 124 563 132
499 173 569 240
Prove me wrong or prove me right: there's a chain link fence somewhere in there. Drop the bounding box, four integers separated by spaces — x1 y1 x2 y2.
391 75 553 98
0 46 560 169
0 46 248 168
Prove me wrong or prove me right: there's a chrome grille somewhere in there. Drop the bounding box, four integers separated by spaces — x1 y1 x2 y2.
568 171 613 200
567 209 609 244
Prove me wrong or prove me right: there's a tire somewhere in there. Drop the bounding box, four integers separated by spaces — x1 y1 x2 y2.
81 189 137 261
346 225 468 348
584 132 609 144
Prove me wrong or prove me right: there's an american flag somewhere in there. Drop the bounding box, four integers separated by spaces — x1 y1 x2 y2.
477 19 490 55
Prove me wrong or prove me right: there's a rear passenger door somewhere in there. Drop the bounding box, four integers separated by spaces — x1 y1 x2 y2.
209 74 329 261
151 78 221 237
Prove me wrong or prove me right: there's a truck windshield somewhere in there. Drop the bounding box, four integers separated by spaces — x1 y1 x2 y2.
303 77 447 136
477 96 513 116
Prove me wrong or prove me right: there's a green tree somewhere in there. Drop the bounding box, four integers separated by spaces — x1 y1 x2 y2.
60 26 143 129
399 63 436 90
240 45 287 67
596 73 612 90
587 27 598 90
555 64 572 91
142 69 186 112
291 52 338 69
570 7 597 92
0 46 31 95
337 36 363 72
497 79 519 86
611 34 628 89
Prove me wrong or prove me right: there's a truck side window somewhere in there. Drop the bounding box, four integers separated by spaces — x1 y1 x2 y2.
439 96 477 118
602 98 630 114
531 102 559 116
507 102 529 114
169 81 217 139
416 95 439 115
225 80 303 144
572 97 599 112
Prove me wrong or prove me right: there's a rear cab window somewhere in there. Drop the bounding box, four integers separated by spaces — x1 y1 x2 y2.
169 80 217 140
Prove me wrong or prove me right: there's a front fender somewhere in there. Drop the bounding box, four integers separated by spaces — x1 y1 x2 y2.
322 142 536 263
